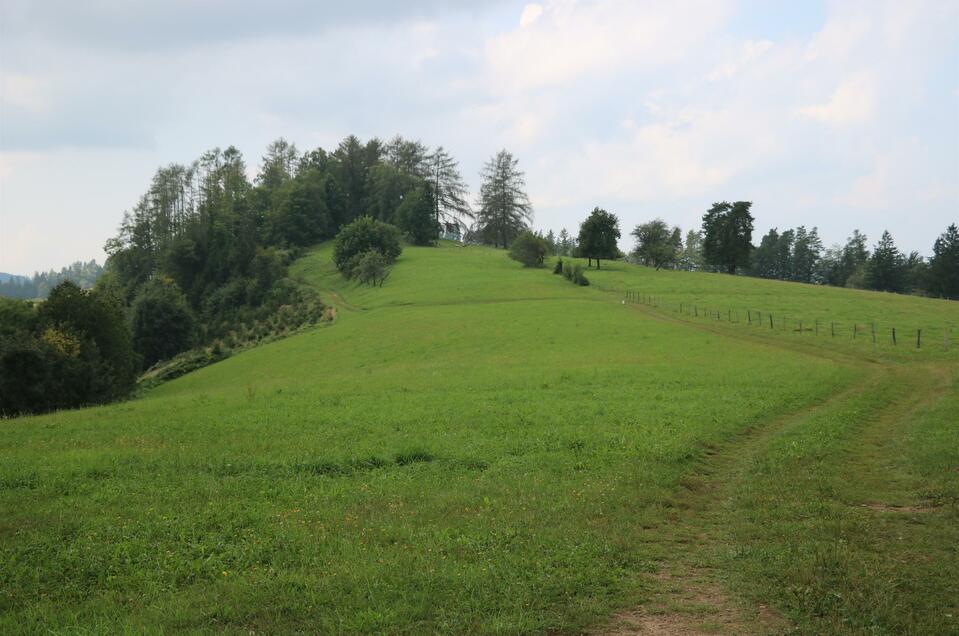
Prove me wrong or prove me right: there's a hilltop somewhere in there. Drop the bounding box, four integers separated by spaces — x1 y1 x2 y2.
1 243 956 634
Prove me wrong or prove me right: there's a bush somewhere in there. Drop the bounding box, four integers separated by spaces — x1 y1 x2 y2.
333 216 402 278
508 231 548 268
563 261 573 280
553 258 564 275
573 265 589 286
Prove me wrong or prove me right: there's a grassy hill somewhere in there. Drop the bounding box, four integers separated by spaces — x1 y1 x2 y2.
2 243 957 634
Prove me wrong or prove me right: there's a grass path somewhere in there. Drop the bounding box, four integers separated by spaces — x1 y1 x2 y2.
592 297 958 635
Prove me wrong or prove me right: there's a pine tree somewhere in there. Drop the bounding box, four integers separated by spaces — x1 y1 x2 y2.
702 201 754 274
929 224 959 299
865 230 906 292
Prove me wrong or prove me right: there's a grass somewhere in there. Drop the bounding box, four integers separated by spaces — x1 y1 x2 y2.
2 242 957 634
570 256 959 361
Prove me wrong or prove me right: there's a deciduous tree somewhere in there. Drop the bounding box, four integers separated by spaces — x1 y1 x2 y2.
631 219 681 270
577 207 621 269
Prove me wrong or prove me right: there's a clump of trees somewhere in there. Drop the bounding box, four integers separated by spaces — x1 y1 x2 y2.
0 282 136 416
1 134 480 415
614 200 956 299
544 229 578 256
508 231 549 267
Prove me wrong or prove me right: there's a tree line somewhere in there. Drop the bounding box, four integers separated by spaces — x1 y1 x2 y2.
0 260 103 300
538 203 957 299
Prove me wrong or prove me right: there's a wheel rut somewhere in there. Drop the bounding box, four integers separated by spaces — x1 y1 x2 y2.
591 298 953 635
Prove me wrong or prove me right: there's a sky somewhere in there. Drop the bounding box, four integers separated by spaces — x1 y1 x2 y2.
1 0 957 275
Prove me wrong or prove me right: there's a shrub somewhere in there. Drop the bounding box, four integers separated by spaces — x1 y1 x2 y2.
553 258 564 275
508 231 548 268
573 265 590 286
354 249 392 287
333 216 402 278
563 261 573 281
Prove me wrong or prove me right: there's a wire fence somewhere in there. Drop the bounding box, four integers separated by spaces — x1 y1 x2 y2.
594 285 956 354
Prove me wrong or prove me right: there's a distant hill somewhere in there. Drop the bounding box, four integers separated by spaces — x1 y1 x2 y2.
0 272 28 284
0 260 103 299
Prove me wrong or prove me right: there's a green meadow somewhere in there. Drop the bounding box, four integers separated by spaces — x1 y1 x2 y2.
2 243 957 634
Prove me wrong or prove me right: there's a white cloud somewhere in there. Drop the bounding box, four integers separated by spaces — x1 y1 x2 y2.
519 3 543 28
837 138 959 212
798 72 878 125
706 40 773 82
0 73 50 112
484 0 731 94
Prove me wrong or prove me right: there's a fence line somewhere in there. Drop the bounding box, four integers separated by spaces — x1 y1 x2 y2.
609 285 953 353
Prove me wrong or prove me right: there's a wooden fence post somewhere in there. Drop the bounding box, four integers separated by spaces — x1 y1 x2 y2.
916 329 921 349
769 314 773 329
831 322 835 337
892 327 897 346
854 323 858 339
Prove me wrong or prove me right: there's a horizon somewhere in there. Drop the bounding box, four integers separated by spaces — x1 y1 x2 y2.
2 0 957 273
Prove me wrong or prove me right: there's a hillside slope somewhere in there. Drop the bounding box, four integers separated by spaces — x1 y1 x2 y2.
1 244 956 634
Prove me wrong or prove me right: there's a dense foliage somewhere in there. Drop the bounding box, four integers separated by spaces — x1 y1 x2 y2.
332 216 403 278
631 219 682 270
0 135 476 415
577 208 621 268
102 135 472 345
131 278 197 368
702 201 754 275
929 224 959 299
0 282 136 416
